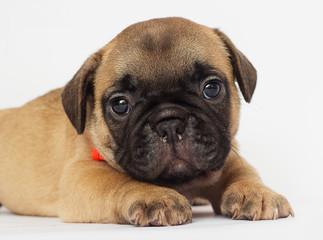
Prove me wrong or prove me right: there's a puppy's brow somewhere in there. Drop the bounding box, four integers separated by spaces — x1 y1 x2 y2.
116 74 137 92
191 62 224 83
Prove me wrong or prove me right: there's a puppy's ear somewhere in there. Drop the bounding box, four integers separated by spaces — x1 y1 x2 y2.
61 52 102 134
214 29 257 103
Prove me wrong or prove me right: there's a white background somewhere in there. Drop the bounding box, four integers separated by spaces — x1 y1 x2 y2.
0 0 322 239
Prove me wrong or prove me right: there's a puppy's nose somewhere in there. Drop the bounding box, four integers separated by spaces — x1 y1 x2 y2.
155 119 186 143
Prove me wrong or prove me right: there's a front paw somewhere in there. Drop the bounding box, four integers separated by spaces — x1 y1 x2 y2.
221 182 294 220
126 188 192 226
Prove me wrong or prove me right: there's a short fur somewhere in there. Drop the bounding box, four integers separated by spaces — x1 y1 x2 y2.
0 18 293 225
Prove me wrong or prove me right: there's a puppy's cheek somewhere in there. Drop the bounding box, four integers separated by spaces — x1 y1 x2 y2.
184 118 230 170
125 130 167 180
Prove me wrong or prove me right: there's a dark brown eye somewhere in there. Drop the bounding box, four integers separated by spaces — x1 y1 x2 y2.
203 81 221 99
111 98 130 115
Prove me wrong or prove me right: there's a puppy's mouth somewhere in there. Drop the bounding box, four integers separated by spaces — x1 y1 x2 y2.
155 136 205 183
122 115 230 185
159 139 227 185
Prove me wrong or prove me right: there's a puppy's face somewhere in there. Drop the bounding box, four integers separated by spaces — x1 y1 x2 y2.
62 18 257 186
103 63 231 184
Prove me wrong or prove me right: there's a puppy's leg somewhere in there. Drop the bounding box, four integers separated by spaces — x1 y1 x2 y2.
58 160 192 226
202 150 294 220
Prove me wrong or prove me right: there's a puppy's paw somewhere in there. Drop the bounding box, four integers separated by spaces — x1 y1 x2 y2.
221 182 294 220
127 188 192 227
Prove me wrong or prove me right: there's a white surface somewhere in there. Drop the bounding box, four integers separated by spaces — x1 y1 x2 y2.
0 204 321 240
0 0 322 239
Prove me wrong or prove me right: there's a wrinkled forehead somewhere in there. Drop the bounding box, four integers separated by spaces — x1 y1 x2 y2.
98 18 233 92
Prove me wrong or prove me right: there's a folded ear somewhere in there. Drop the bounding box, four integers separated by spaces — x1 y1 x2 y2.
214 29 257 103
61 52 102 134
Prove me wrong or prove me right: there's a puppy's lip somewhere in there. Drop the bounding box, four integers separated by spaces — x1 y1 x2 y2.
159 156 200 179
159 138 198 168
169 158 196 172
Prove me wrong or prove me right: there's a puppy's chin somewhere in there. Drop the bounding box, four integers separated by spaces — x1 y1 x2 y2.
156 169 225 190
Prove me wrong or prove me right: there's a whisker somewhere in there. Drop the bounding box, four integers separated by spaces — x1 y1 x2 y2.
230 144 245 169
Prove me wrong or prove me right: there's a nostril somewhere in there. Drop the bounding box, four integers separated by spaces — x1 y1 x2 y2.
155 125 167 138
176 125 185 135
161 130 167 138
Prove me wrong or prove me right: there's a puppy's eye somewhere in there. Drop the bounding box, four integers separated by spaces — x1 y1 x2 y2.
203 81 221 99
111 98 130 115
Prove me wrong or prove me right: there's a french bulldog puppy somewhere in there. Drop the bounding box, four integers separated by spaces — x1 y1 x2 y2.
0 17 293 226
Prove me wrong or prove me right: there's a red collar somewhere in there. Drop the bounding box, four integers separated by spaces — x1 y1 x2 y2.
91 148 104 161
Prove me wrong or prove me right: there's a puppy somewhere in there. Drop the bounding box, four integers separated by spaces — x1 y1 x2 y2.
0 17 293 226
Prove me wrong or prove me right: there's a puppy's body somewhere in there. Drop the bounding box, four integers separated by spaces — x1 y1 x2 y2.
0 18 293 225
0 89 69 215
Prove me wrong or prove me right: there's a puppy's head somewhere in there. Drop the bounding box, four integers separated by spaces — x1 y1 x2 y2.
61 17 257 186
